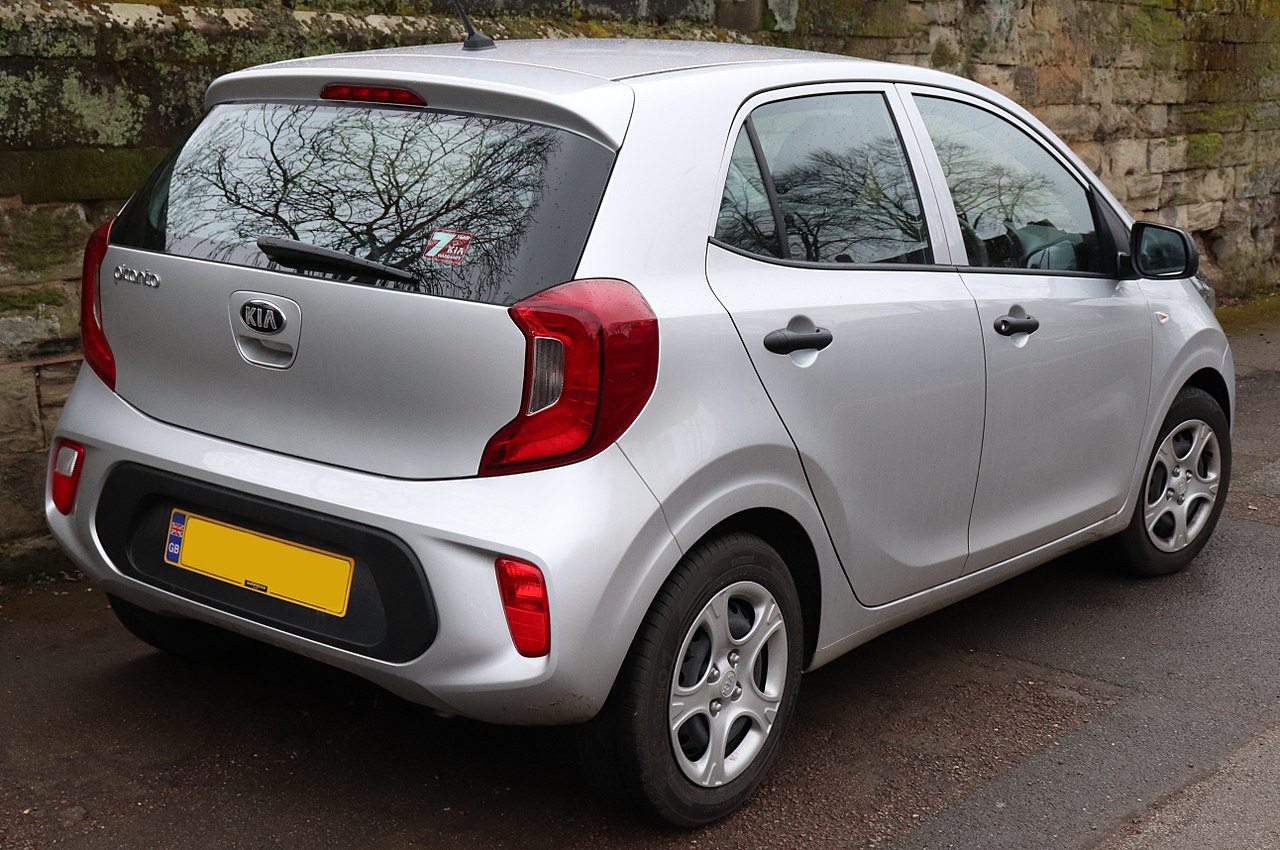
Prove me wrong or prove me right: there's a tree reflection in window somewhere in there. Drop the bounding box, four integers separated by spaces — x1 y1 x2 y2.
915 96 1103 273
162 103 568 303
747 93 932 266
770 134 931 264
716 127 782 257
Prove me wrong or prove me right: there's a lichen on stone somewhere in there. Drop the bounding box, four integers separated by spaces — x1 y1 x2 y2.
0 204 91 275
1187 131 1225 166
0 286 69 314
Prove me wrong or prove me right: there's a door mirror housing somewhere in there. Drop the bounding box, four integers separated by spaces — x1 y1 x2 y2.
1121 222 1199 280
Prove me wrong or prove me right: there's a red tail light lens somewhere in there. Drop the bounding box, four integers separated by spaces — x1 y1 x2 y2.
51 440 86 515
479 279 658 476
81 218 116 390
495 557 550 658
320 84 427 106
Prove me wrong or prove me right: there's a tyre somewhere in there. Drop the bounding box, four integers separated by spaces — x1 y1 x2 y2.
579 533 803 827
1115 387 1231 577
108 594 246 661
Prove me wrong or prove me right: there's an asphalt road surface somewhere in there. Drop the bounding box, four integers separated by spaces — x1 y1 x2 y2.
3 306 1277 850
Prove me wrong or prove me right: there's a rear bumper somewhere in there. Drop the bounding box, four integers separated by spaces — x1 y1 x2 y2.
96 462 439 663
46 369 679 724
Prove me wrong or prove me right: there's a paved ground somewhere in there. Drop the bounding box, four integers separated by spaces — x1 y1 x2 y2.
2 299 1278 850
1095 721 1280 850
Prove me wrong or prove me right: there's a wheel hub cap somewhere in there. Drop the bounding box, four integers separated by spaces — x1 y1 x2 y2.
669 580 788 788
1143 418 1221 553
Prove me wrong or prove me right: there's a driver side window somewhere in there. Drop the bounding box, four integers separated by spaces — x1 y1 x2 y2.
914 96 1104 274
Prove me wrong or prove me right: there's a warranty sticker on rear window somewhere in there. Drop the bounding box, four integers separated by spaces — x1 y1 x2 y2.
423 229 475 266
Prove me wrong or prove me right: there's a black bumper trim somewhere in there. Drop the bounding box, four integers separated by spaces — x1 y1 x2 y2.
95 463 437 663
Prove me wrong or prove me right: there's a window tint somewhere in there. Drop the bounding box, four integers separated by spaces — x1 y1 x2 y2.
713 93 931 266
914 96 1104 274
715 127 782 258
112 102 614 306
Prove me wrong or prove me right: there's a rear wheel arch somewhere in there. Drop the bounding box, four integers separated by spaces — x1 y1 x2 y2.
699 508 821 669
588 507 822 720
580 527 807 825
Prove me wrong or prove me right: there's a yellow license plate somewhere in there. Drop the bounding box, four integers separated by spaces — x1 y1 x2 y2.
164 508 354 617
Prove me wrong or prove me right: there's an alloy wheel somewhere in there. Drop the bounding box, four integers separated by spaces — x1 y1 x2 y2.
668 580 789 787
1143 418 1222 553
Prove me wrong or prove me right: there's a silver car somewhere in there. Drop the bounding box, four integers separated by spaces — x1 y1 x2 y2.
46 39 1232 826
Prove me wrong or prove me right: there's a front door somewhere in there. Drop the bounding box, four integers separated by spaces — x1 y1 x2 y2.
907 92 1153 569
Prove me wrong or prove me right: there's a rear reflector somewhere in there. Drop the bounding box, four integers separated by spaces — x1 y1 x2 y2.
320 84 427 106
479 279 658 476
495 557 550 658
51 440 86 515
81 218 116 390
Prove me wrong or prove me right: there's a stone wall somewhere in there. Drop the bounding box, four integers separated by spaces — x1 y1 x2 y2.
2 0 1278 575
780 0 1280 293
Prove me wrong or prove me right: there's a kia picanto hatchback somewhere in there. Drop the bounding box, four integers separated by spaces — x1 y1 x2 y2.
47 39 1233 826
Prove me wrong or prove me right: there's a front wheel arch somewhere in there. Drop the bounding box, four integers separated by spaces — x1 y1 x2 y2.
1114 385 1231 576
1184 366 1232 427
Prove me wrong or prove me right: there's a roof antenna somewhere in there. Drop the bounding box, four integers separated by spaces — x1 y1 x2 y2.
449 0 496 51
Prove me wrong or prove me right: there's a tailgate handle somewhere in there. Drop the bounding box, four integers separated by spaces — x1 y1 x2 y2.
764 328 834 354
993 314 1040 336
236 335 295 369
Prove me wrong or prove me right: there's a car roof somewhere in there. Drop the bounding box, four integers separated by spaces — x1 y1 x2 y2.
253 38 872 82
204 39 992 148
341 38 871 81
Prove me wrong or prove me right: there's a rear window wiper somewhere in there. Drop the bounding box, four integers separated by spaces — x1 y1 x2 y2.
256 235 416 285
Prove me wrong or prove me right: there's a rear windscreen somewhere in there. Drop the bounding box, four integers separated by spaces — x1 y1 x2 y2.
112 102 616 306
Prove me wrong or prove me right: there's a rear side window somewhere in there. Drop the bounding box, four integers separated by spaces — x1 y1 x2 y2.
112 102 615 306
715 128 782 258
715 93 932 266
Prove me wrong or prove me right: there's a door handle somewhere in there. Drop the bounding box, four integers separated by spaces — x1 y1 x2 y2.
764 327 834 354
993 314 1040 336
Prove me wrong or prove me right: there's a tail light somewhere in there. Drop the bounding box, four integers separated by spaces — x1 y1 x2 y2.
81 218 116 390
495 557 550 658
51 440 86 515
479 279 658 476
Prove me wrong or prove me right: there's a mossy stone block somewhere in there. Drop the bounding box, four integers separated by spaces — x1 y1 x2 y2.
0 285 69 314
0 204 91 276
5 147 167 204
1187 131 1226 166
0 68 151 149
0 153 19 197
796 0 922 39
0 367 42 454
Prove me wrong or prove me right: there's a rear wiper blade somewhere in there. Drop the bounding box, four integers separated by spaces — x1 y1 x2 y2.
256 235 416 285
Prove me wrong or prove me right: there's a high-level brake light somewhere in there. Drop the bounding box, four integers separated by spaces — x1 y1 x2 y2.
320 84 427 106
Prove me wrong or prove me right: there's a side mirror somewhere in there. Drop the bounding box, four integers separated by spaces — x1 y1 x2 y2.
1120 222 1199 280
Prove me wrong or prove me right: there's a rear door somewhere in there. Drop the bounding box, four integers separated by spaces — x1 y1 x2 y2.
104 98 617 479
705 86 986 607
903 90 1153 569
